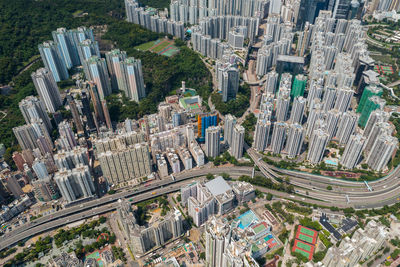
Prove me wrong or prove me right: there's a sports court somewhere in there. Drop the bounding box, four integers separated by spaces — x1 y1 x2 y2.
298 233 314 243
85 251 105 267
135 39 180 57
296 225 318 244
374 64 394 75
236 210 259 229
295 248 311 259
263 234 274 242
292 239 315 260
292 225 318 260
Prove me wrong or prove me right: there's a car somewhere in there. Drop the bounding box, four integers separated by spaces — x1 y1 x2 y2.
152 192 156 195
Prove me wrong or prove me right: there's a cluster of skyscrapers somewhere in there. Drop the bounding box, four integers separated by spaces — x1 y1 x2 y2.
256 15 293 76
170 0 268 24
39 26 145 103
10 24 148 205
251 10 398 171
95 131 152 186
204 213 278 267
125 0 185 39
216 53 240 102
190 15 259 58
181 177 255 226
117 198 183 254
83 50 146 102
322 220 388 267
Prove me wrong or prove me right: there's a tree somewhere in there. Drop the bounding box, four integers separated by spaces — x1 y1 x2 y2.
292 251 309 263
327 185 333 190
214 157 222 166
255 189 264 198
206 173 214 180
361 163 368 169
391 249 400 259
343 207 355 216
221 172 230 180
99 217 106 224
266 193 273 200
313 250 327 262
199 252 206 260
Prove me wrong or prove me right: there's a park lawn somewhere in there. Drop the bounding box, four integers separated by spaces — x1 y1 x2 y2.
135 40 157 51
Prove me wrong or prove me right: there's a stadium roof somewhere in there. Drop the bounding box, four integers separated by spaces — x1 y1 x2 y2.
205 176 232 196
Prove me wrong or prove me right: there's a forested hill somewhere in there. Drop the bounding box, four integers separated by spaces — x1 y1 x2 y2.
0 0 212 167
0 0 125 85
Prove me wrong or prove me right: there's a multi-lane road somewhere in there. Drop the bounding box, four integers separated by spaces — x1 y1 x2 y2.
247 148 400 209
0 167 252 250
1 148 400 250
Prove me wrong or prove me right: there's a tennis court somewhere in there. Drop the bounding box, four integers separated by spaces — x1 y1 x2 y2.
298 233 314 243
300 226 316 237
295 248 311 259
292 239 315 260
297 241 312 251
293 226 318 260
188 103 200 110
374 64 394 75
159 45 180 57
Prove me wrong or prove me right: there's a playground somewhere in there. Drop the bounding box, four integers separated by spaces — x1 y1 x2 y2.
135 38 180 57
85 250 105 267
236 210 259 229
83 234 111 266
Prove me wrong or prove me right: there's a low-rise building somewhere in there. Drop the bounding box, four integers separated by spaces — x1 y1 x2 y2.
0 195 33 223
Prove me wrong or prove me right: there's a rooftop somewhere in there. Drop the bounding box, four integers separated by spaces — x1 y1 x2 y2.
204 176 232 196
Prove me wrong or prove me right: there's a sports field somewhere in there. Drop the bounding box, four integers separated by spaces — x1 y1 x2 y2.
135 39 180 57
151 40 172 53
